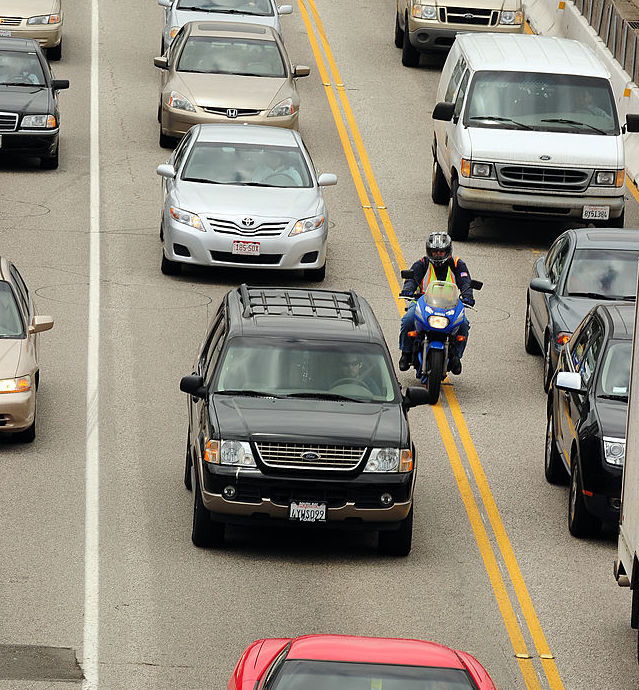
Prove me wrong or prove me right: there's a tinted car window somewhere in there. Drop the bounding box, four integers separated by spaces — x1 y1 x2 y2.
579 321 603 385
599 340 632 395
570 316 595 368
444 56 467 102
176 0 274 14
565 248 639 298
453 70 469 121
0 51 45 86
0 282 24 337
549 240 569 284
177 37 286 77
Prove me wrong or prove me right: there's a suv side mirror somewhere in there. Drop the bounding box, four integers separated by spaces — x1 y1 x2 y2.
278 4 293 14
626 114 639 133
180 375 207 399
154 56 169 70
555 371 586 394
529 277 554 294
432 102 455 121
403 386 430 408
401 269 415 280
51 79 69 90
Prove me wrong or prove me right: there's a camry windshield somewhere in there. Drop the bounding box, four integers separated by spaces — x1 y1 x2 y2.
0 282 24 338
598 341 632 396
181 141 312 187
176 0 273 15
464 72 618 135
565 249 639 299
177 36 285 77
215 339 397 403
0 51 45 86
268 660 477 689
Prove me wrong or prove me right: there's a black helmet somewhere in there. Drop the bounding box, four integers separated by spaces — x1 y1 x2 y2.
426 232 452 266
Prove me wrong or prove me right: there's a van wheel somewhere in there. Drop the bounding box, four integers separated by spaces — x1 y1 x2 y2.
378 507 413 556
431 157 449 205
394 12 404 48
607 209 625 228
568 456 598 538
447 180 471 240
401 14 420 66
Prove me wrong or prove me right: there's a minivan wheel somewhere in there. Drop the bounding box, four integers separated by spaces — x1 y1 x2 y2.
394 12 404 48
401 15 420 67
568 457 598 538
192 480 225 547
447 180 471 240
378 506 413 556
431 157 449 205
544 407 565 484
524 296 541 355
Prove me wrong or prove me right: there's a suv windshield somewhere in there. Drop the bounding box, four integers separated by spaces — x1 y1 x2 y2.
0 51 45 86
176 0 274 14
565 249 639 298
464 71 619 135
214 339 397 403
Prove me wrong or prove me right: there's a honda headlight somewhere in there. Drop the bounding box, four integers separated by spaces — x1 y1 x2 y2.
167 90 195 112
289 215 325 236
604 437 625 466
268 97 296 118
500 10 522 23
412 4 437 19
28 13 61 24
427 315 449 329
220 440 256 467
169 206 203 231
0 375 31 393
365 448 413 472
22 114 56 129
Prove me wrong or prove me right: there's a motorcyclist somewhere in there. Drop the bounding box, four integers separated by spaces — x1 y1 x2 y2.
398 232 474 374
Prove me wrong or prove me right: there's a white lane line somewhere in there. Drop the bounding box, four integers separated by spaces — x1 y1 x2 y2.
83 0 100 685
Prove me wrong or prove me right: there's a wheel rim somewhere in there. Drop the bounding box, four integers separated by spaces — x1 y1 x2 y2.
545 414 553 470
525 302 531 341
569 464 577 524
544 341 551 381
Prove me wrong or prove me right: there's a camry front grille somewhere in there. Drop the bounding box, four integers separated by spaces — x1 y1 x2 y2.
0 112 18 132
256 442 367 470
497 165 591 192
205 216 288 237
0 16 22 25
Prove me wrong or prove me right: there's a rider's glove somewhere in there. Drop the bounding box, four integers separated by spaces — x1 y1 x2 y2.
399 290 414 298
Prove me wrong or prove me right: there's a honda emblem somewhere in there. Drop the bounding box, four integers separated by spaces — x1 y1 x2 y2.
226 108 238 118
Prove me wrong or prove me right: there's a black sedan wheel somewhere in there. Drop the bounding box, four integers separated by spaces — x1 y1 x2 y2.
524 296 541 355
544 407 565 484
184 432 192 491
568 457 598 537
543 338 554 392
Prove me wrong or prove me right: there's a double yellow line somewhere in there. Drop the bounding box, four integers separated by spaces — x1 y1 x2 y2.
297 2 565 688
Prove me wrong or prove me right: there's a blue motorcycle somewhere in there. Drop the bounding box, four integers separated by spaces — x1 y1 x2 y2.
400 270 482 404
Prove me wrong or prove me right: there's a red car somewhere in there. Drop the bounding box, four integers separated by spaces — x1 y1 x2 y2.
228 634 497 689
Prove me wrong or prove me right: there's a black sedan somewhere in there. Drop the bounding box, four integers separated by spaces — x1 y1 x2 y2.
525 228 639 390
545 302 633 537
0 37 69 169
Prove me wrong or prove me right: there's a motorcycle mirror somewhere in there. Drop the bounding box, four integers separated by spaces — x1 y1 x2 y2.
470 279 483 290
403 386 430 408
401 269 415 280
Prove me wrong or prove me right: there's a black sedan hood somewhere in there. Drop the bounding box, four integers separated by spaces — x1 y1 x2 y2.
595 398 627 438
552 295 602 334
212 395 405 446
0 85 51 114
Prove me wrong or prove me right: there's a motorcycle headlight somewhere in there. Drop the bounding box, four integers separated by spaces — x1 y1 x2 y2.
500 10 522 23
169 206 203 231
289 215 325 236
167 90 195 112
22 114 56 129
0 375 31 393
268 97 296 118
220 440 256 467
427 315 449 329
28 13 61 24
412 4 437 19
604 437 625 466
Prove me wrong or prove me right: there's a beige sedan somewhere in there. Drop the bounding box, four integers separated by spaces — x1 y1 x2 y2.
0 257 53 442
0 0 63 59
154 21 309 147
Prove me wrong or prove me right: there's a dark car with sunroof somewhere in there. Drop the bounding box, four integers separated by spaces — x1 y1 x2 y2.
525 228 639 390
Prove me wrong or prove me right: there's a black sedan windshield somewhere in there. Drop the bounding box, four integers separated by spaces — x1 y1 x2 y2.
0 51 45 86
565 249 639 298
268 660 476 689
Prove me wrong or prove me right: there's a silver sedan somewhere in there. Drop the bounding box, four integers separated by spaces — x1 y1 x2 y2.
156 124 337 280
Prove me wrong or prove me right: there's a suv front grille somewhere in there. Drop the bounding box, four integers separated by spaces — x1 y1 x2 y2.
0 16 22 25
206 216 288 237
256 442 367 470
0 112 18 132
497 165 591 192
439 7 498 25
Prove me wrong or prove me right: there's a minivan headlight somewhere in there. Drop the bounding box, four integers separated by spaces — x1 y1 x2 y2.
604 437 625 466
412 4 437 19
365 448 413 472
22 114 56 128
169 206 203 230
220 440 257 467
28 13 61 24
500 10 522 23
167 90 195 112
290 215 325 236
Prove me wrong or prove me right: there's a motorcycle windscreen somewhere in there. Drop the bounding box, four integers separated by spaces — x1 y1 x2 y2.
423 280 460 309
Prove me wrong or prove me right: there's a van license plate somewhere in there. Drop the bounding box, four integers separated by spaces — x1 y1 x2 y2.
582 205 609 220
289 501 326 522
0 30 11 37
232 240 260 255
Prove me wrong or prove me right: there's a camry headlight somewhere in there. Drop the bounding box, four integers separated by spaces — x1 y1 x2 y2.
412 4 437 19
289 215 325 236
604 437 625 466
500 10 522 23
167 90 195 112
220 440 257 467
268 97 296 118
169 206 203 231
365 448 413 472
0 375 31 394
28 13 61 24
22 114 56 128
427 315 449 329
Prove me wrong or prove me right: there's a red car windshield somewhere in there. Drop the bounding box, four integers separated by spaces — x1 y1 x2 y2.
266 659 477 689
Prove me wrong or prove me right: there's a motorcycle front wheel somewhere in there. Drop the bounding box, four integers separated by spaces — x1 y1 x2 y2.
425 347 445 404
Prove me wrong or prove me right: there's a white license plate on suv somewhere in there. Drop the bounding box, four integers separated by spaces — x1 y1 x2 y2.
289 501 327 522
582 205 609 220
232 240 260 256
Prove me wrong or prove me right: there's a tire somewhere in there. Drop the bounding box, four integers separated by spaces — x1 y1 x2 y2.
40 147 59 170
394 12 404 48
447 179 471 240
184 432 193 491
157 103 162 124
425 347 445 404
159 128 175 149
48 40 62 61
401 14 419 67
544 407 565 484
192 479 225 548
568 456 598 538
304 263 326 282
14 408 36 443
607 209 625 228
378 506 413 556
431 156 449 205
524 296 541 355
543 337 554 392
161 251 182 276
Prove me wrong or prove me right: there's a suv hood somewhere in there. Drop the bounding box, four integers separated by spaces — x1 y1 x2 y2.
0 86 50 114
467 128 622 168
212 396 403 446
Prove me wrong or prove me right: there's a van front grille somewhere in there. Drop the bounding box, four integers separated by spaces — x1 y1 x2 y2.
497 165 591 192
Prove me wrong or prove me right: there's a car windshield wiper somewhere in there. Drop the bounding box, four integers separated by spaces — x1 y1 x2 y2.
182 176 219 184
540 118 607 135
0 81 42 86
215 389 285 398
286 392 364 403
469 115 532 130
234 181 276 187
210 8 266 15
568 292 619 300
598 393 628 402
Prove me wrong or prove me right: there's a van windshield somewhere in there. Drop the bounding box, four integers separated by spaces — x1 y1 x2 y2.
463 71 619 135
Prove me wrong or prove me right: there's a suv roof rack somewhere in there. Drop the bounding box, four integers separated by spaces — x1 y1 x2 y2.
238 284 365 325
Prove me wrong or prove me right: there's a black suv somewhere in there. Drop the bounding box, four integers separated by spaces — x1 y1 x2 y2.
180 285 429 556
0 38 69 169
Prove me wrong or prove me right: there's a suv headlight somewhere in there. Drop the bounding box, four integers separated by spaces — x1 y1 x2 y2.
268 97 296 118
220 440 257 467
289 215 325 236
28 13 62 24
167 90 195 112
0 375 31 393
22 114 56 128
169 206 203 231
365 448 413 472
500 10 522 23
594 169 625 187
412 4 437 19
604 437 625 466
427 315 449 329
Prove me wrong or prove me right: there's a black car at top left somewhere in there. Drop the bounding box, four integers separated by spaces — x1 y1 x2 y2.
0 37 68 169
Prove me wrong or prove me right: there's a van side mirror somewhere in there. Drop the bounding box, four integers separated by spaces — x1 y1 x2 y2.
180 375 207 399
154 56 169 70
625 114 639 133
432 102 455 122
401 269 415 280
403 386 430 408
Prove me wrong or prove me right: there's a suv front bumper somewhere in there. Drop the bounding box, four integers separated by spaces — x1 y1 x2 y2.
408 18 522 52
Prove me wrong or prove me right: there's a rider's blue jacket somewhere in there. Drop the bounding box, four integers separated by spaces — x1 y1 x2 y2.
401 256 475 306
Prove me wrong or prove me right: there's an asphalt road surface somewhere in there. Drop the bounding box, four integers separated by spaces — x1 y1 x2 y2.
1 0 639 688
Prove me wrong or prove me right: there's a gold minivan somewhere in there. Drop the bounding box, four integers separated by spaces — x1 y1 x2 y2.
0 0 63 60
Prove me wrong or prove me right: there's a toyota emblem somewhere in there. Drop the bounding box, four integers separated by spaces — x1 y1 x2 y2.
241 217 255 227
226 108 238 118
301 451 321 461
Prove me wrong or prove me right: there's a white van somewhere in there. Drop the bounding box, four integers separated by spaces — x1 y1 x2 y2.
432 34 639 239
